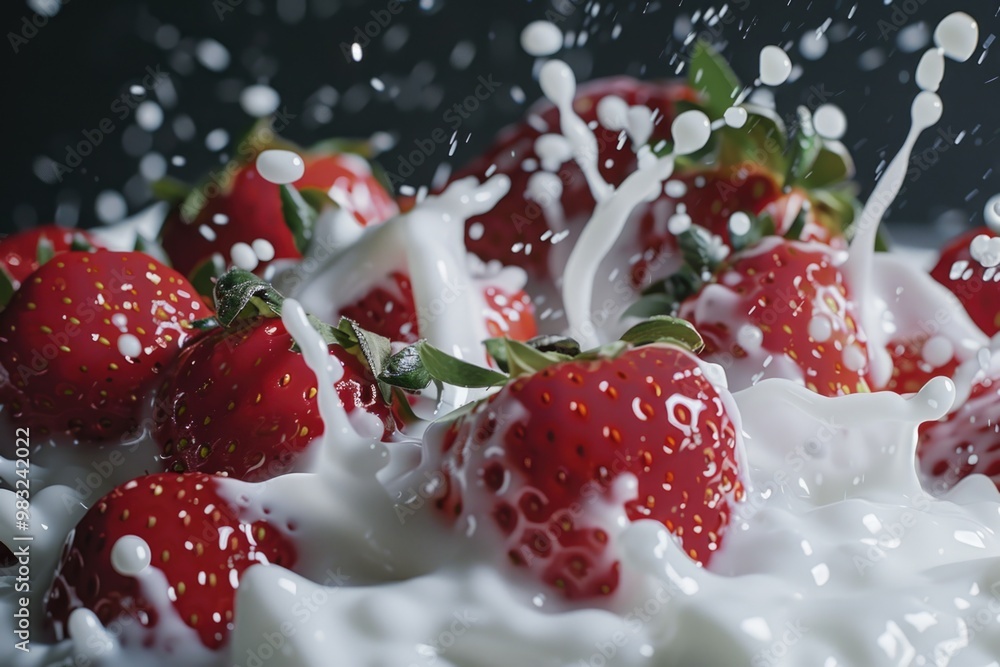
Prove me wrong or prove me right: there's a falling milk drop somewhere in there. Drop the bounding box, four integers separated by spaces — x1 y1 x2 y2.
759 45 792 86
257 149 306 185
521 21 563 57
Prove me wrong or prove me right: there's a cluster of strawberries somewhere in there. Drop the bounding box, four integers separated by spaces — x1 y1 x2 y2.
0 46 996 655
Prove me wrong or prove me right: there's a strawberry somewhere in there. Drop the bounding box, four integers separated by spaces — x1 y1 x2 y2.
677 237 872 396
451 44 857 295
449 76 696 280
153 269 395 481
381 321 745 598
340 269 537 345
158 135 398 285
0 251 209 439
918 370 1000 492
45 472 296 650
929 226 1000 336
0 224 103 287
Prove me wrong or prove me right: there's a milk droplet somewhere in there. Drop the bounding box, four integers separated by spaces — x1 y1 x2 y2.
664 180 687 198
729 211 752 236
626 106 654 146
933 12 979 62
723 106 748 129
670 110 712 156
813 105 847 140
921 336 954 368
984 194 1000 234
135 101 163 131
799 31 829 60
256 149 305 185
915 48 945 92
843 344 867 371
538 60 576 108
808 315 833 343
596 96 629 130
911 91 943 131
534 134 573 171
231 242 259 271
110 535 151 576
759 45 792 86
252 238 276 262
240 84 281 117
737 324 764 352
969 234 1000 268
520 21 563 57
116 333 142 358
667 213 692 235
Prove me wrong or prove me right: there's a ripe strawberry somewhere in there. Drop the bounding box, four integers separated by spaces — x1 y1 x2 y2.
918 370 1000 492
885 335 961 395
451 45 856 295
45 472 296 650
678 237 871 396
449 76 696 279
385 330 745 599
158 140 398 283
340 269 537 344
0 251 209 438
153 268 395 481
0 224 103 288
154 318 394 481
930 226 1000 336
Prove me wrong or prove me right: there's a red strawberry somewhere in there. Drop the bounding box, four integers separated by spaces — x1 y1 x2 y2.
45 472 296 650
449 76 697 279
402 336 745 599
918 370 1000 492
0 224 103 288
159 144 398 282
885 335 961 395
340 270 537 344
153 318 394 481
0 251 209 438
678 237 871 396
153 268 395 481
930 226 1000 336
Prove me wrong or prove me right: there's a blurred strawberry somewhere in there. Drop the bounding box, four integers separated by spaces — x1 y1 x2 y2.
930 226 1000 336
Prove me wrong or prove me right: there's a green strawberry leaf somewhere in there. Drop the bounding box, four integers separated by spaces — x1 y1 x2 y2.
381 340 508 390
150 177 194 204
689 41 742 120
188 254 227 299
621 293 677 320
797 141 855 190
380 344 433 391
279 184 320 254
730 212 776 253
214 268 286 325
36 237 55 266
786 106 823 185
524 335 582 358
620 316 705 352
0 266 16 310
716 103 789 174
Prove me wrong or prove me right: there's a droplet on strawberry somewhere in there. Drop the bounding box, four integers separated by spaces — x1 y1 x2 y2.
0 251 210 439
45 472 297 651
428 343 745 599
153 317 394 481
930 226 1000 336
680 237 871 396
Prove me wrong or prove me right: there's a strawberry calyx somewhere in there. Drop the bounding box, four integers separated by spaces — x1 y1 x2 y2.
210 268 397 401
378 316 704 391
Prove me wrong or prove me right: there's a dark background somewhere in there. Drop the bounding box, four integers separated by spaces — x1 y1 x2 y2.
2 0 999 241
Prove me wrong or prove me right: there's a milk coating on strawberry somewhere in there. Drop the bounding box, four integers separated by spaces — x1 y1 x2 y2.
680 237 871 396
44 473 297 651
425 342 745 598
930 226 1000 336
0 251 209 438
